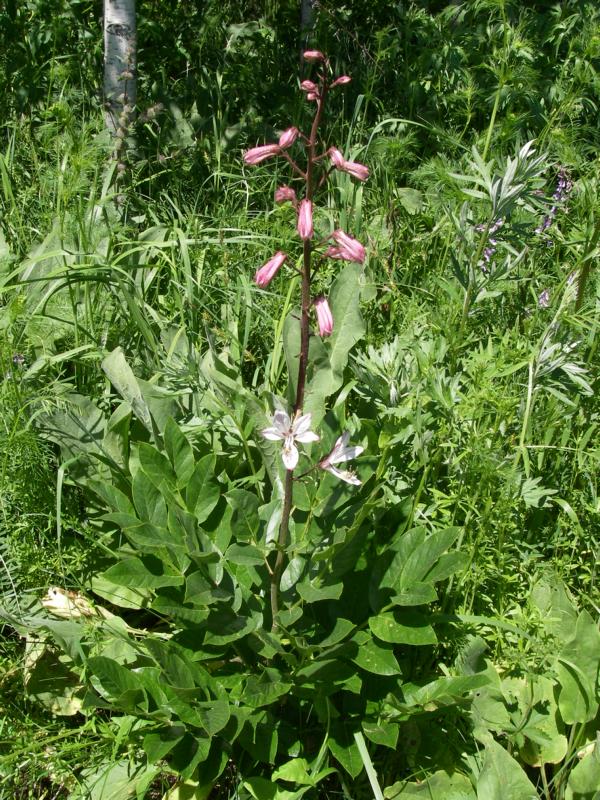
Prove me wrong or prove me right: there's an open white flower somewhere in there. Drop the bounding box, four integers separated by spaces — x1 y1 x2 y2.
262 410 319 470
319 431 364 485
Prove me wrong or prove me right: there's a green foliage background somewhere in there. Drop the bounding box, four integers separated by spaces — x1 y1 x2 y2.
0 1 599 798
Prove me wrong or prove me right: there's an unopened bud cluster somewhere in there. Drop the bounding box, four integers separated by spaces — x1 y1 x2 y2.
243 52 368 339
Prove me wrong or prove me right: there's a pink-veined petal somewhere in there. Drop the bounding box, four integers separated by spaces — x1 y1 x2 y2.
292 413 313 437
282 439 299 470
272 409 291 434
295 430 320 444
326 464 362 485
262 427 285 441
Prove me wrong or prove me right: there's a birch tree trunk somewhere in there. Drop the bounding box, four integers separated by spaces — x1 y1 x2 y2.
103 0 136 136
300 0 314 59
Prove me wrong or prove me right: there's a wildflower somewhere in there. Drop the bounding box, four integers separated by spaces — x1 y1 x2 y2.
297 199 314 240
319 432 364 485
327 147 369 181
331 76 351 87
306 92 318 101
303 50 326 62
328 147 346 168
243 144 281 165
255 251 287 288
275 186 297 205
314 296 333 336
535 168 573 235
341 160 369 181
12 354 25 366
279 127 299 149
328 229 366 264
538 289 550 308
262 410 319 470
301 80 318 93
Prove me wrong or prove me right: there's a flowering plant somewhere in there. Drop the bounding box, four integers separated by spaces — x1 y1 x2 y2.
20 50 471 797
242 50 370 623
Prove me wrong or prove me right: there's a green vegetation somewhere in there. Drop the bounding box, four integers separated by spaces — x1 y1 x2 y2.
1 1 599 798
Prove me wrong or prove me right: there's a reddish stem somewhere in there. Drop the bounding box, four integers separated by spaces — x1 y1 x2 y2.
270 77 329 630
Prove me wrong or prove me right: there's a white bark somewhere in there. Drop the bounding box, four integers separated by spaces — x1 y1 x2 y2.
103 0 136 135
300 0 314 30
300 0 314 55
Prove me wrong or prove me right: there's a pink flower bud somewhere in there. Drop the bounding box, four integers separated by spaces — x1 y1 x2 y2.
301 80 318 92
314 296 333 336
331 75 352 87
278 127 299 149
255 251 287 288
341 160 369 182
331 230 366 264
275 186 297 204
297 199 314 240
243 144 281 165
303 50 326 62
328 147 346 168
306 92 318 101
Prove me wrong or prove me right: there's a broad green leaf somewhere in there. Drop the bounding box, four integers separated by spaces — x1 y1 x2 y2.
304 263 365 424
203 607 259 645
165 418 195 487
90 574 150 609
239 712 278 765
87 656 145 705
476 738 539 800
352 637 401 676
565 748 600 800
78 759 152 800
401 675 490 709
272 758 312 785
170 733 212 780
369 611 437 646
244 672 292 708
102 348 152 430
362 722 399 749
243 776 310 800
125 521 185 552
186 455 220 523
385 770 475 799
297 581 343 603
227 489 260 540
558 610 600 724
132 469 168 527
102 557 183 590
151 596 208 625
143 724 186 763
328 720 363 778
91 480 135 515
317 618 355 648
138 442 177 489
226 543 265 566
557 659 596 725
530 576 577 643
